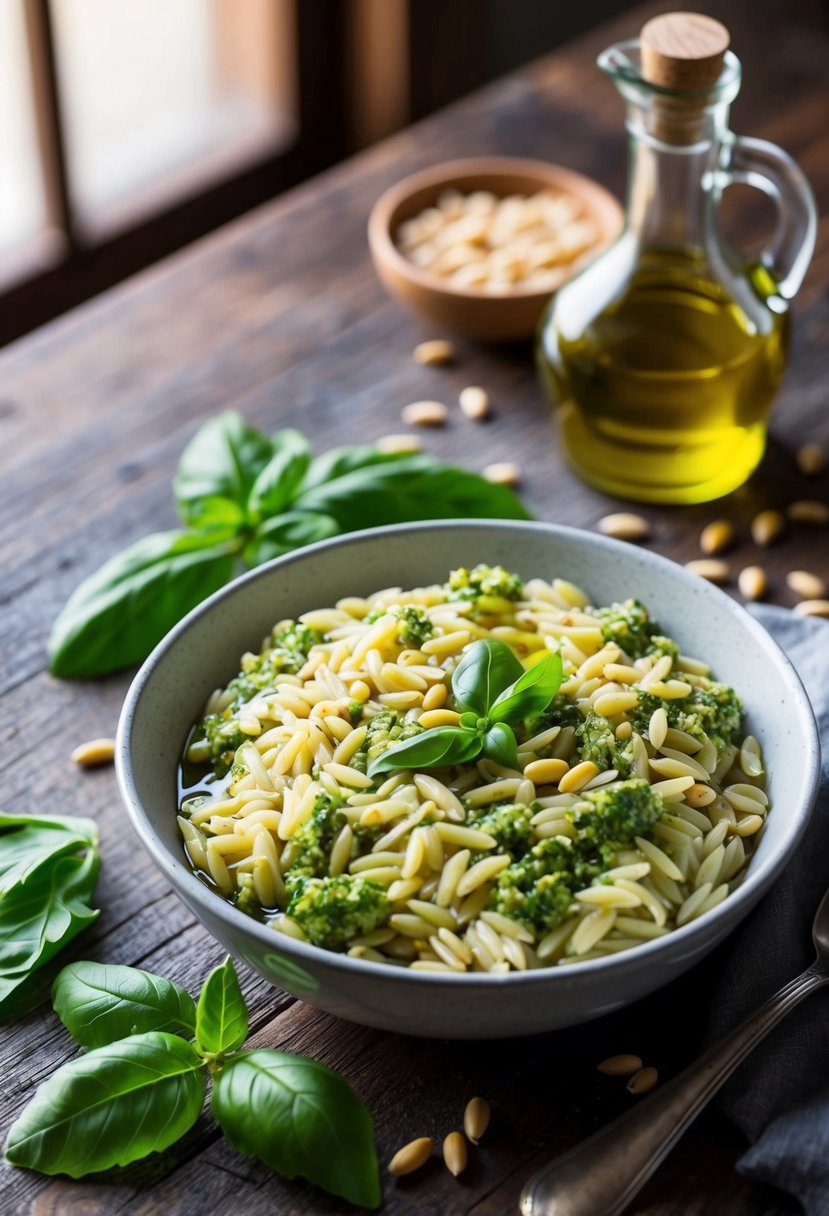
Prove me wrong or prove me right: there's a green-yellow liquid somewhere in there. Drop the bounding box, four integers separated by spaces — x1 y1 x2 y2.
538 251 789 503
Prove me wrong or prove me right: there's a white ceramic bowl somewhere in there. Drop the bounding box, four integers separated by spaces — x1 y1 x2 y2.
116 521 819 1039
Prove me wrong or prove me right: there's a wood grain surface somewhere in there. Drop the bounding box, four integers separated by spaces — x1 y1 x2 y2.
1 1 827 1213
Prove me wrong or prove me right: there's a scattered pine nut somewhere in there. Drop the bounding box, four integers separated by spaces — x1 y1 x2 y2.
699 520 734 555
413 339 454 366
459 385 490 420
71 738 116 768
463 1096 491 1144
483 461 520 486
787 499 829 525
524 758 569 785
751 509 785 546
786 570 826 600
442 1131 468 1177
627 1066 659 1095
738 565 767 601
388 1137 433 1176
559 760 599 793
401 400 448 427
796 442 825 477
685 559 729 584
597 513 650 542
377 433 423 454
793 599 829 618
598 1054 642 1077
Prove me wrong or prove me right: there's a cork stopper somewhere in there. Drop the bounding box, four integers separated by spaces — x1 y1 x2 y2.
641 13 730 91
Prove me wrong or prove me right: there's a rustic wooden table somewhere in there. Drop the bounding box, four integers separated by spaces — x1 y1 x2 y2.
2 2 827 1213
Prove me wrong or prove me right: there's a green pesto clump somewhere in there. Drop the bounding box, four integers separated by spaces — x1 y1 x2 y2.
286 874 389 950
350 708 423 773
522 693 584 744
365 603 434 649
282 792 347 893
468 802 534 858
575 710 634 777
631 681 742 752
201 717 247 777
569 778 663 857
594 599 656 659
235 871 260 916
647 634 681 661
489 837 587 935
447 564 523 611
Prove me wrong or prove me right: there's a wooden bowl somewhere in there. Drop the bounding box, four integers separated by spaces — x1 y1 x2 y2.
368 157 623 341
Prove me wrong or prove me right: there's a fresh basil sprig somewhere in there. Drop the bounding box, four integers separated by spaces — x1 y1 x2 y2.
368 639 563 777
48 411 530 679
5 956 380 1209
0 813 99 1020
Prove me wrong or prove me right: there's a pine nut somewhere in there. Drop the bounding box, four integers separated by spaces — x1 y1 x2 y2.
421 682 448 710
71 737 116 768
796 442 825 477
699 520 734 555
463 1096 491 1144
402 400 448 427
793 599 829 618
559 760 599 793
459 385 490 420
442 1131 468 1177
418 709 461 729
730 813 765 836
388 1137 433 1175
597 512 650 542
787 499 829 525
413 339 454 365
685 559 729 583
627 1066 659 1095
598 1054 642 1077
377 433 423 454
483 461 520 486
786 570 826 600
523 758 569 785
751 509 785 546
738 565 767 601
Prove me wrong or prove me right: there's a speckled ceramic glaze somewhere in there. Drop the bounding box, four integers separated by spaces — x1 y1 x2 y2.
116 521 820 1039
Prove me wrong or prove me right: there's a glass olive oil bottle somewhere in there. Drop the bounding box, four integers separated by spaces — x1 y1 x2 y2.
537 13 815 504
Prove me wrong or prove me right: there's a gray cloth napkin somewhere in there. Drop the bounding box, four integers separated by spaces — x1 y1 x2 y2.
705 606 829 1214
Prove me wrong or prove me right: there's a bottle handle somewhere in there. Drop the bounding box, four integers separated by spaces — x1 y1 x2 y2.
722 133 817 299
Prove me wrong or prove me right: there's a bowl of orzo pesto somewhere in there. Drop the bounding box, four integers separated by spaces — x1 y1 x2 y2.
116 521 819 1038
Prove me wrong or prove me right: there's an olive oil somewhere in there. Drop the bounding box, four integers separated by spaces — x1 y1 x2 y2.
538 250 789 503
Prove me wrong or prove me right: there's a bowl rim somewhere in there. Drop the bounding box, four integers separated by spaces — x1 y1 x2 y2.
367 155 624 302
116 519 821 989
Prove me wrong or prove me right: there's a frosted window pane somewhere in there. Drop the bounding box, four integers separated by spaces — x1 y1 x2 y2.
0 1 48 258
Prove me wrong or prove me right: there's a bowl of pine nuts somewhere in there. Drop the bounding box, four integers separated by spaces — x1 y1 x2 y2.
368 157 623 340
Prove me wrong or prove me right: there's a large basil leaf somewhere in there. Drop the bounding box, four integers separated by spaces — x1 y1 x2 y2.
212 1050 380 1209
174 410 273 526
0 850 99 1016
490 650 564 724
298 444 404 492
194 956 248 1056
53 961 196 1049
481 721 520 770
245 510 339 567
246 429 312 523
367 725 481 777
4 1032 206 1176
452 639 524 716
0 813 97 895
48 529 237 678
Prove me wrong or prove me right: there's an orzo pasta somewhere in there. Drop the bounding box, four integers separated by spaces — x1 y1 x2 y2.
178 565 769 973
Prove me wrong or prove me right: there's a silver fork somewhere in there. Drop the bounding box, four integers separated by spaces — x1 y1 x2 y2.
520 887 829 1216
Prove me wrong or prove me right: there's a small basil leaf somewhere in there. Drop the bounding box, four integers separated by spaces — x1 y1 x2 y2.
174 410 273 526
48 529 237 678
458 711 479 730
367 726 482 777
246 430 312 523
298 445 404 492
195 955 248 1056
4 1032 206 1176
244 510 340 567
489 650 564 724
212 1050 380 1209
481 721 520 770
53 962 196 1049
451 639 524 716
0 813 97 895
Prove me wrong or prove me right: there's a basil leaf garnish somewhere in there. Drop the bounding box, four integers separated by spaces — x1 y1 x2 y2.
245 510 339 567
489 650 564 724
194 956 248 1056
174 410 273 527
4 1032 206 1176
452 638 524 716
481 721 520 770
367 725 482 778
212 1050 381 1209
246 429 312 523
53 962 196 1049
0 812 97 894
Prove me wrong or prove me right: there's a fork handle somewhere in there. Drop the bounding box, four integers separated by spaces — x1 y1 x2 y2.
520 965 828 1216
